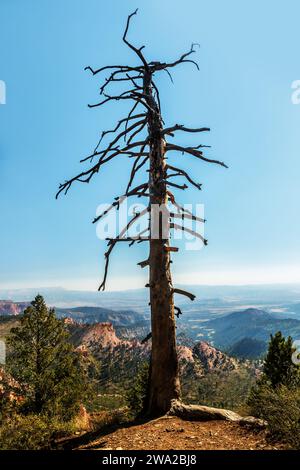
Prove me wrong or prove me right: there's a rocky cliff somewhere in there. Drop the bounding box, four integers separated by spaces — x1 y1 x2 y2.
0 300 29 316
67 321 239 384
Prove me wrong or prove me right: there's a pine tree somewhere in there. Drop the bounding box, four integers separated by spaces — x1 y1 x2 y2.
126 362 149 418
248 332 300 445
263 331 299 388
248 331 299 414
7 295 86 420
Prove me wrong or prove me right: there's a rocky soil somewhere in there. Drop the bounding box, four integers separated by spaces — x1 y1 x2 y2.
75 416 284 451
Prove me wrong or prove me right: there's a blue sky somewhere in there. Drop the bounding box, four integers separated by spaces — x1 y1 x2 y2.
1 0 300 291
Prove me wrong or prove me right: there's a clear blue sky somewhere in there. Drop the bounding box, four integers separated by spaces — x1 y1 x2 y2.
1 0 300 291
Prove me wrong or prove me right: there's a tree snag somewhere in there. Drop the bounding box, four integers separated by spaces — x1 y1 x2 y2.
57 9 227 417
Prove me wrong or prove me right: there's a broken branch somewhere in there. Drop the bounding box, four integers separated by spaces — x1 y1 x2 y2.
170 222 207 245
173 288 196 301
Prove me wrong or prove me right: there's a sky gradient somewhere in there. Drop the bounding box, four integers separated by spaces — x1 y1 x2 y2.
1 0 300 291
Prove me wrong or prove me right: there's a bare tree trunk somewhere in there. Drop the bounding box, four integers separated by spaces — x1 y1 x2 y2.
57 9 226 418
144 73 181 416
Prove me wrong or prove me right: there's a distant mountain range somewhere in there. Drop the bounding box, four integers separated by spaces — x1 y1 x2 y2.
227 338 267 359
1 300 300 360
56 306 148 327
0 301 148 327
202 308 300 352
2 284 300 313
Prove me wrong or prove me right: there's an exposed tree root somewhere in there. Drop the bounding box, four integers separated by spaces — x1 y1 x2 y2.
167 400 266 428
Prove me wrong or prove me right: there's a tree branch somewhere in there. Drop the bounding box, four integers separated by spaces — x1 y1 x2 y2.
162 124 210 136
100 70 143 95
126 149 148 194
93 113 146 154
150 43 200 72
166 143 228 168
174 306 182 318
88 89 142 108
137 259 150 268
93 184 149 225
170 222 207 245
84 64 141 76
99 208 149 291
166 163 202 190
170 212 205 224
173 288 196 301
141 332 152 344
123 9 149 70
167 181 188 190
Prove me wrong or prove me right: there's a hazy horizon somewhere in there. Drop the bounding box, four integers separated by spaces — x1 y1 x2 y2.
1 271 300 293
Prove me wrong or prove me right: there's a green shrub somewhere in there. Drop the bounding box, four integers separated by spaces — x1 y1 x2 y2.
0 414 53 450
248 383 300 449
90 409 126 431
126 362 149 418
247 332 300 449
0 413 83 450
197 369 256 411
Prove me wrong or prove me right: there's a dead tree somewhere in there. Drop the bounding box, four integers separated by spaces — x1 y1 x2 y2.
57 10 227 416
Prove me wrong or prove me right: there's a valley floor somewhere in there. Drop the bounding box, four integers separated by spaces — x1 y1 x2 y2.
75 417 284 451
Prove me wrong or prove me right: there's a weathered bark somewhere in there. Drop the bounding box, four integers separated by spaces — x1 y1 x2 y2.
144 72 181 416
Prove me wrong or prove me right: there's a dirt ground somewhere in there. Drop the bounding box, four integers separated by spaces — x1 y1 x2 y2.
76 416 284 451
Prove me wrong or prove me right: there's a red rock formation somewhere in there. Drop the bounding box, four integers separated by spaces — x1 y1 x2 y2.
63 317 78 325
0 366 22 403
0 300 29 316
193 341 237 372
79 322 127 349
